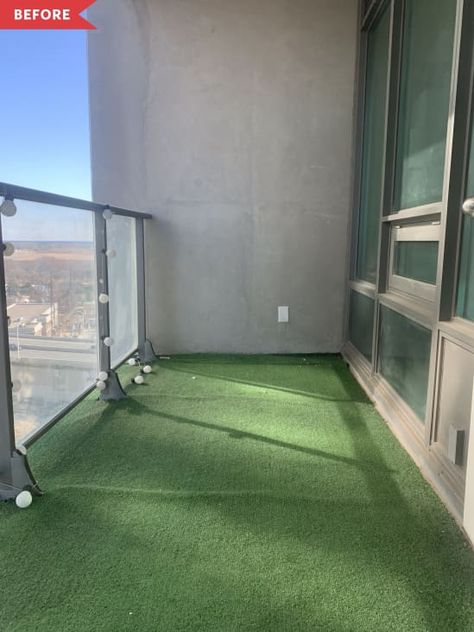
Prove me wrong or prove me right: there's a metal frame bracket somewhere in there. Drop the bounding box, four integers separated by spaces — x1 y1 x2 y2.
99 370 127 401
139 339 157 364
0 449 42 502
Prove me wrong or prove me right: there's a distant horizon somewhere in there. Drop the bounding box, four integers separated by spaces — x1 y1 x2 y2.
11 240 94 244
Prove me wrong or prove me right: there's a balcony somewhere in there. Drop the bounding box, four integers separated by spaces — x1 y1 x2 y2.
0 181 473 631
2 0 474 630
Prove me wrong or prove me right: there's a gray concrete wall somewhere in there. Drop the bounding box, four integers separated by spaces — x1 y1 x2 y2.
88 0 358 354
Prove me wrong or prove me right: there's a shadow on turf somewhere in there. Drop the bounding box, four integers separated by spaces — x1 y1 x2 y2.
158 363 369 404
331 361 474 632
25 357 474 632
151 408 394 473
34 385 393 480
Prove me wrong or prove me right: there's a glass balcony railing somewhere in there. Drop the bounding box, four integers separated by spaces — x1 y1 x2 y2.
3 200 99 441
107 214 139 368
0 183 155 504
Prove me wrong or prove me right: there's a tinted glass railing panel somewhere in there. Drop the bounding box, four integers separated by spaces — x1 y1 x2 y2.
393 0 456 211
379 306 431 422
2 201 99 442
107 215 138 366
356 5 390 283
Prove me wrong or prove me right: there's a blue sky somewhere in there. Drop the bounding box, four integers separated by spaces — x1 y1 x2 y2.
0 30 91 200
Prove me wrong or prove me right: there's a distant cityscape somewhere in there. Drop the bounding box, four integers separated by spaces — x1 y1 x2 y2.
5 241 96 341
5 241 99 441
3 240 138 441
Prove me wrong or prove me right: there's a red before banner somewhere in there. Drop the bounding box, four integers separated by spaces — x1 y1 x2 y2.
0 0 95 29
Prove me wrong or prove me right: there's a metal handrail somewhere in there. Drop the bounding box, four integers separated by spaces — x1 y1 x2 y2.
0 182 152 220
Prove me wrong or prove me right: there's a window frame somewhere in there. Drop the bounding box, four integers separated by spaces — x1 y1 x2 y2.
345 0 474 525
388 221 441 302
353 0 392 286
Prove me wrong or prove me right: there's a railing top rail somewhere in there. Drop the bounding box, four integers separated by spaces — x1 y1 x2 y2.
0 182 153 220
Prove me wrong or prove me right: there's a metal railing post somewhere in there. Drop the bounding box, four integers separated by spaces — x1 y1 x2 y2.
95 211 126 400
136 218 157 363
0 218 41 501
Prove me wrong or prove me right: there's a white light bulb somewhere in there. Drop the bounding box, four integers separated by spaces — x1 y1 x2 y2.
103 337 114 347
106 249 116 258
3 242 15 257
103 208 113 221
98 371 109 381
0 198 17 217
99 293 109 304
134 375 145 385
127 358 137 366
142 365 152 374
15 490 33 509
96 380 107 391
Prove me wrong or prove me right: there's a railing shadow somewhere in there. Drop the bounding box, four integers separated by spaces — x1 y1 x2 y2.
330 361 474 632
27 357 474 631
160 361 369 404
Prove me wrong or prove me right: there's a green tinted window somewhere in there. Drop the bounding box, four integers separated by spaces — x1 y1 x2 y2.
394 241 438 285
379 307 431 421
457 124 474 321
349 291 374 363
356 7 390 283
467 125 474 198
393 0 456 211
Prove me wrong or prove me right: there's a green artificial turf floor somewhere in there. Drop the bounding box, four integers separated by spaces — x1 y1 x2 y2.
1 355 474 631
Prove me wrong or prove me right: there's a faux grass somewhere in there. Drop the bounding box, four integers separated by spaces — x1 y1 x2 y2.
1 355 474 631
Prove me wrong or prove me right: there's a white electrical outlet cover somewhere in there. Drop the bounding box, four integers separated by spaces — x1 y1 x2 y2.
278 306 289 323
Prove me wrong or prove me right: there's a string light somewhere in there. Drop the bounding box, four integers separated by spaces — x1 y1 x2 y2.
0 197 17 217
3 242 15 257
15 491 33 509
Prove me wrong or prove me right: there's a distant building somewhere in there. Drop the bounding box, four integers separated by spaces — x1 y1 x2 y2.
7 303 56 337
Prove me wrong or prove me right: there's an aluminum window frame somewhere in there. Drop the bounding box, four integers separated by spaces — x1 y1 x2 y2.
388 221 441 302
344 0 474 523
387 0 460 218
350 0 393 289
